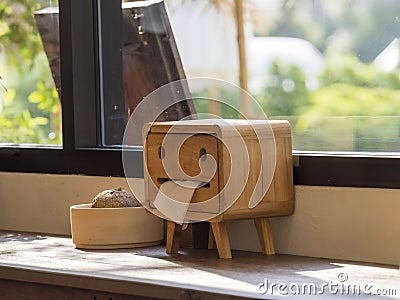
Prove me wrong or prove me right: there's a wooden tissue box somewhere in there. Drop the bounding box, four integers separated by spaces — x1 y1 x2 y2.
143 119 293 258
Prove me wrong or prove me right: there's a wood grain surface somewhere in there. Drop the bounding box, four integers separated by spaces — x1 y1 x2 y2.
0 231 398 299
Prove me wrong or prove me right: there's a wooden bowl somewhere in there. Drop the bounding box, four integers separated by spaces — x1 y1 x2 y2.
70 204 164 249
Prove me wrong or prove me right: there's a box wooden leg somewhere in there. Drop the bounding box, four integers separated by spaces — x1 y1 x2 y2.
166 221 182 254
210 222 232 259
208 224 216 249
254 218 275 255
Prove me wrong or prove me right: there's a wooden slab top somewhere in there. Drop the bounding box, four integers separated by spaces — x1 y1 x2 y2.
146 119 291 138
0 231 398 299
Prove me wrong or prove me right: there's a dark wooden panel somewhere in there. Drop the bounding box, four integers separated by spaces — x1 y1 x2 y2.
294 155 400 188
0 279 154 300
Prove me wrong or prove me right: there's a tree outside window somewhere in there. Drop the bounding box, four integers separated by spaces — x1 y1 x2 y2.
0 0 61 145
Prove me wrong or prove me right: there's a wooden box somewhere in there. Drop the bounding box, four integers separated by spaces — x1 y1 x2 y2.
143 119 293 258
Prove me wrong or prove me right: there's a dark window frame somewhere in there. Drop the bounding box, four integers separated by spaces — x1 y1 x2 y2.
0 0 399 188
0 0 143 178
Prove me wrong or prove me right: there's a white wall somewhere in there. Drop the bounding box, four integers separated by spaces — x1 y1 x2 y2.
0 172 399 265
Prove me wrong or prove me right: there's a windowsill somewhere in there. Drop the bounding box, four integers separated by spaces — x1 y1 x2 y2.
0 231 398 299
0 144 62 149
294 151 400 158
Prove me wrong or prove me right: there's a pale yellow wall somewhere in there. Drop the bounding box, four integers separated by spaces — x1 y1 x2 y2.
0 172 399 265
229 186 400 265
0 172 140 235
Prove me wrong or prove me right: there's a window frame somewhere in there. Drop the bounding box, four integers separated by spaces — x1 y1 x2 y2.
0 0 399 188
0 0 143 178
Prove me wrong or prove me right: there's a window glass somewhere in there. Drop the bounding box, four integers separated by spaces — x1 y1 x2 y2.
169 0 400 153
105 0 251 146
103 0 400 153
167 0 243 119
250 0 400 153
0 0 61 145
102 0 195 146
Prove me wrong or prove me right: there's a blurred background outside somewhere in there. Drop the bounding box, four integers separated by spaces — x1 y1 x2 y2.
1 0 399 152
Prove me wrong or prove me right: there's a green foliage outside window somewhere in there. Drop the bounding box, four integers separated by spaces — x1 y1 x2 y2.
259 54 400 152
0 0 61 144
1 0 399 152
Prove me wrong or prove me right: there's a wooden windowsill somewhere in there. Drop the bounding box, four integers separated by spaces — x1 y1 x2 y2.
0 231 398 299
